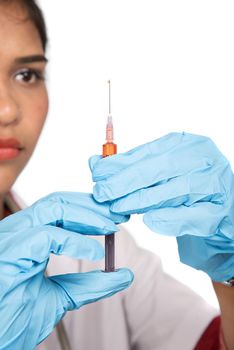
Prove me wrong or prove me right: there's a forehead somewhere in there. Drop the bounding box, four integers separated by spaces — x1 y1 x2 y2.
0 3 43 60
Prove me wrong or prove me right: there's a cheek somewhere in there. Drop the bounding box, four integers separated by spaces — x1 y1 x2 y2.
23 88 49 153
0 88 48 195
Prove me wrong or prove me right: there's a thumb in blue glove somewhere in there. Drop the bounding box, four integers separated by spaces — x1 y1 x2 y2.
0 192 133 349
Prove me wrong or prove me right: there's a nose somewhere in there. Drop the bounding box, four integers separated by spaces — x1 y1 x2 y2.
0 87 20 127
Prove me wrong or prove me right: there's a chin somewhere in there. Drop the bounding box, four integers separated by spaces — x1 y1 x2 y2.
0 168 20 196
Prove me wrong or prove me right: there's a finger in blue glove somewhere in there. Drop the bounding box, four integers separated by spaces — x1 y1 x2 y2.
0 192 133 349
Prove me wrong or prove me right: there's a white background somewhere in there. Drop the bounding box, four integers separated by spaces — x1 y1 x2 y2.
14 0 234 308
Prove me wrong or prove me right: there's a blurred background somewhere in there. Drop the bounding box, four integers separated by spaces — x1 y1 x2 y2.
14 0 234 308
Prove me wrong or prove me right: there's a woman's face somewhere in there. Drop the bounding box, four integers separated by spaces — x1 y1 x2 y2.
0 2 48 196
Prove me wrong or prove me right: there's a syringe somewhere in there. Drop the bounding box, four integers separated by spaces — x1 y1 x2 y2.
103 80 117 272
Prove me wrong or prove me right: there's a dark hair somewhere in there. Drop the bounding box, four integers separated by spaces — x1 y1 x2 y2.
1 0 48 51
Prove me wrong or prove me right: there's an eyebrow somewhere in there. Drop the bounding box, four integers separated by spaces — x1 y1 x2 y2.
14 55 48 64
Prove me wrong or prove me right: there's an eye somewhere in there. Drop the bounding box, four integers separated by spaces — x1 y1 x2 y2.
15 69 45 84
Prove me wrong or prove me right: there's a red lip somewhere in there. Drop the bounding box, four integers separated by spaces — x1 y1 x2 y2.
0 138 23 161
0 138 22 149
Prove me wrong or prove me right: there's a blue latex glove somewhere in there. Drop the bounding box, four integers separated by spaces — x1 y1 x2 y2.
89 132 234 282
0 192 133 349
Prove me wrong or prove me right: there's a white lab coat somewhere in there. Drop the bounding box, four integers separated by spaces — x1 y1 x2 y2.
36 228 218 350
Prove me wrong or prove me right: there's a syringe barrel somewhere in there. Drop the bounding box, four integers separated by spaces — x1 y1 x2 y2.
103 142 117 273
105 233 115 272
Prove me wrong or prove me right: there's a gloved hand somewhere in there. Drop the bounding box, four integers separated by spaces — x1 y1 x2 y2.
0 192 133 350
89 132 234 282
